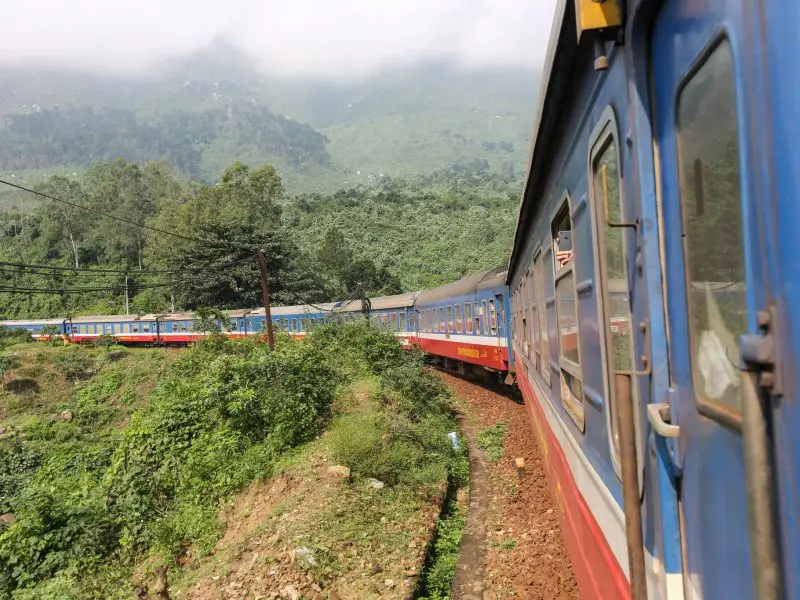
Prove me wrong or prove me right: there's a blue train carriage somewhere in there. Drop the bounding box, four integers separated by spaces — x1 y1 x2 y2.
67 315 152 343
414 267 512 376
508 0 799 599
364 292 420 346
248 304 336 337
0 318 65 340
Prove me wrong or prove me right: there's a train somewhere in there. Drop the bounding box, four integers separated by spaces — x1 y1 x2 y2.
3 0 798 599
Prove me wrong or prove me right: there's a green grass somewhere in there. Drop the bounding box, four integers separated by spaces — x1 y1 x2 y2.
476 422 509 462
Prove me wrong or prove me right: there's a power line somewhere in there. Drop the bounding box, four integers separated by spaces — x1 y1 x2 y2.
0 282 173 295
0 256 254 276
0 178 251 251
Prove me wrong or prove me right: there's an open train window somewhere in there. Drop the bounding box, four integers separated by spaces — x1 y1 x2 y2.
552 197 584 431
677 38 747 424
439 307 446 332
399 311 406 332
489 299 498 336
465 303 474 334
455 304 463 333
530 260 541 368
445 306 453 333
590 117 636 471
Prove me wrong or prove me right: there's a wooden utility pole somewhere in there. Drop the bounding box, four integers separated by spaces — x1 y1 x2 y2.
124 275 129 315
255 249 275 350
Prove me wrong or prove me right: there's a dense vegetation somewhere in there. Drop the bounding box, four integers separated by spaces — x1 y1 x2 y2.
0 104 330 180
0 54 537 194
0 158 519 319
0 323 465 598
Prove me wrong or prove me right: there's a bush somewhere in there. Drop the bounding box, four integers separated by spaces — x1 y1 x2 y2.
53 348 95 382
0 326 32 347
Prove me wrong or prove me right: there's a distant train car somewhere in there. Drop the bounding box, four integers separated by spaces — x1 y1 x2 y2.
507 0 800 598
413 267 511 373
0 318 65 339
335 292 420 346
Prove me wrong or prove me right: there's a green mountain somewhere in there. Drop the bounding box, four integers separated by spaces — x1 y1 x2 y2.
0 42 539 195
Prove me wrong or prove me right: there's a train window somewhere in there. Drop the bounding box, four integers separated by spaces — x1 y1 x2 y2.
455 304 463 333
465 303 473 334
677 38 746 419
389 312 397 330
478 301 486 335
399 311 406 332
142 323 150 333
591 125 637 465
553 200 584 430
437 307 444 332
489 299 498 336
133 324 139 333
530 266 541 366
445 306 453 333
230 320 237 331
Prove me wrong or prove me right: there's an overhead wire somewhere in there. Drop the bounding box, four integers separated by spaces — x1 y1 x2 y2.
0 282 174 295
0 256 255 276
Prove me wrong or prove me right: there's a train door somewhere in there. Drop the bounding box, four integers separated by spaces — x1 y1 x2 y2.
650 1 780 599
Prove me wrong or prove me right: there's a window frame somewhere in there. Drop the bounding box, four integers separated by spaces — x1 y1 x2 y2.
588 105 638 479
465 303 474 334
455 304 463 333
551 193 584 431
675 35 747 431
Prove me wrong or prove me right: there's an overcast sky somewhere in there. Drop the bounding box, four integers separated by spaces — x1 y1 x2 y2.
1 0 557 79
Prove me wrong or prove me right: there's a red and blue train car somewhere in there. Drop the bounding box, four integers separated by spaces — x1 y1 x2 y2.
412 267 512 373
506 0 800 598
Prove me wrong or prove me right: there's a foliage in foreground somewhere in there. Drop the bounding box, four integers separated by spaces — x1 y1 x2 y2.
0 323 465 598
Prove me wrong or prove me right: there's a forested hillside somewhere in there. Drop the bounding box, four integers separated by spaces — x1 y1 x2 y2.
0 46 538 193
0 159 519 319
0 104 330 178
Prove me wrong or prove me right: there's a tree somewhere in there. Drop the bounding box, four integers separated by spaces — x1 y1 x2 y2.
166 220 325 310
342 259 403 297
218 162 284 229
36 176 91 268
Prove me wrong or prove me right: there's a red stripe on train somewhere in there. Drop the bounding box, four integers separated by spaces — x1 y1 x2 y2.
414 337 508 370
515 354 630 600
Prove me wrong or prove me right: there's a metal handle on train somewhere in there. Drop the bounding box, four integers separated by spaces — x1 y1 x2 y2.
646 403 680 438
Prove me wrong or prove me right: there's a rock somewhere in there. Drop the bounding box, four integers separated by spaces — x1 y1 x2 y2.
0 513 16 526
384 579 394 589
279 585 300 600
311 583 322 592
546 508 554 515
326 465 350 479
366 478 385 490
58 410 74 422
294 546 316 566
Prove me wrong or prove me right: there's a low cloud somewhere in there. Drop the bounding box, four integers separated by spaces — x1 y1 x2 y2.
1 0 555 79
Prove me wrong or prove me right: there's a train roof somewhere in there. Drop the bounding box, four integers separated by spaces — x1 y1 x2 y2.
0 318 64 326
416 267 507 305
250 304 332 317
334 291 420 312
507 0 576 279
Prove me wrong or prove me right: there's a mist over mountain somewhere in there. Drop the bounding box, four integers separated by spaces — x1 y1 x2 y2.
0 42 539 194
